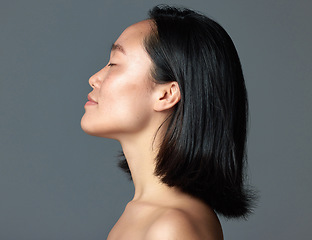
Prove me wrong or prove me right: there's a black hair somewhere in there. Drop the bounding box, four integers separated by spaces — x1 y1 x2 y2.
120 5 256 218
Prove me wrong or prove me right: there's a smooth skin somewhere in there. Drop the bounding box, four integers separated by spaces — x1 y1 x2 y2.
81 20 223 240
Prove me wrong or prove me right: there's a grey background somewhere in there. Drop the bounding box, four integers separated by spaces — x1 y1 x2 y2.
1 0 311 239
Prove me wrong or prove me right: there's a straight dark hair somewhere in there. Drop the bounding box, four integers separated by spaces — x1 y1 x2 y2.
120 5 256 218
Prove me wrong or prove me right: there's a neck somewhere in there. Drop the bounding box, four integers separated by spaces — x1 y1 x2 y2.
119 132 160 200
117 115 180 201
116 112 186 204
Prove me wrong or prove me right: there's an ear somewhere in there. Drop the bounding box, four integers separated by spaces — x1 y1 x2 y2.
154 81 181 112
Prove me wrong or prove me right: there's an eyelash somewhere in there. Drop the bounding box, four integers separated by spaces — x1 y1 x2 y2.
108 63 116 67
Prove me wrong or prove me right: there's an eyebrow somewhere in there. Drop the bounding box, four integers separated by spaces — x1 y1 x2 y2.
110 43 126 55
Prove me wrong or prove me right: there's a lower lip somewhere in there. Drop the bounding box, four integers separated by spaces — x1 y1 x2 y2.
85 101 98 106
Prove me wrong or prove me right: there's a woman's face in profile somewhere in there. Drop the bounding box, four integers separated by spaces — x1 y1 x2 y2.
81 20 156 140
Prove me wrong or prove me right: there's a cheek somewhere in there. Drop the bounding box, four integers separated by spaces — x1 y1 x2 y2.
100 81 151 119
93 79 153 134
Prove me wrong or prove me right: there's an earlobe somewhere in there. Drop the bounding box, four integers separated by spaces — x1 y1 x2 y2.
154 82 181 112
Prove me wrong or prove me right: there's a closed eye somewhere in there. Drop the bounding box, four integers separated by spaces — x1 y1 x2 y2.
108 63 116 67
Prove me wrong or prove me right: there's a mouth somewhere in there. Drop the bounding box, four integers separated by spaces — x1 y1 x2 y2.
85 94 98 106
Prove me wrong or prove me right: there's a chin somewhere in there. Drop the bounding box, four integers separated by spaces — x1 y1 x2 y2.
81 123 103 137
80 115 118 139
80 115 97 136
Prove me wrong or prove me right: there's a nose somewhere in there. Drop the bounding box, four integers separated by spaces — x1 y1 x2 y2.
88 69 104 89
88 74 98 89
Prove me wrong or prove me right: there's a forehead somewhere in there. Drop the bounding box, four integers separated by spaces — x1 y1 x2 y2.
114 20 153 52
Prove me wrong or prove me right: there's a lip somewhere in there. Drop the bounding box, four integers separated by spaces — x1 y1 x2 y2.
85 94 98 106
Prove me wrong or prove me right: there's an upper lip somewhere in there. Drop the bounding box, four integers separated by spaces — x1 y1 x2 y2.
87 94 97 103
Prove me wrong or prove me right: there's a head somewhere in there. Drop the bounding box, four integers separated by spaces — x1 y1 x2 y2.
81 20 179 141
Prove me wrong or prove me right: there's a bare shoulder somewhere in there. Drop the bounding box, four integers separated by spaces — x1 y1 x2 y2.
145 208 223 240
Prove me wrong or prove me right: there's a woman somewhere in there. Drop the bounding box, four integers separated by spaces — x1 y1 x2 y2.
81 5 254 240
